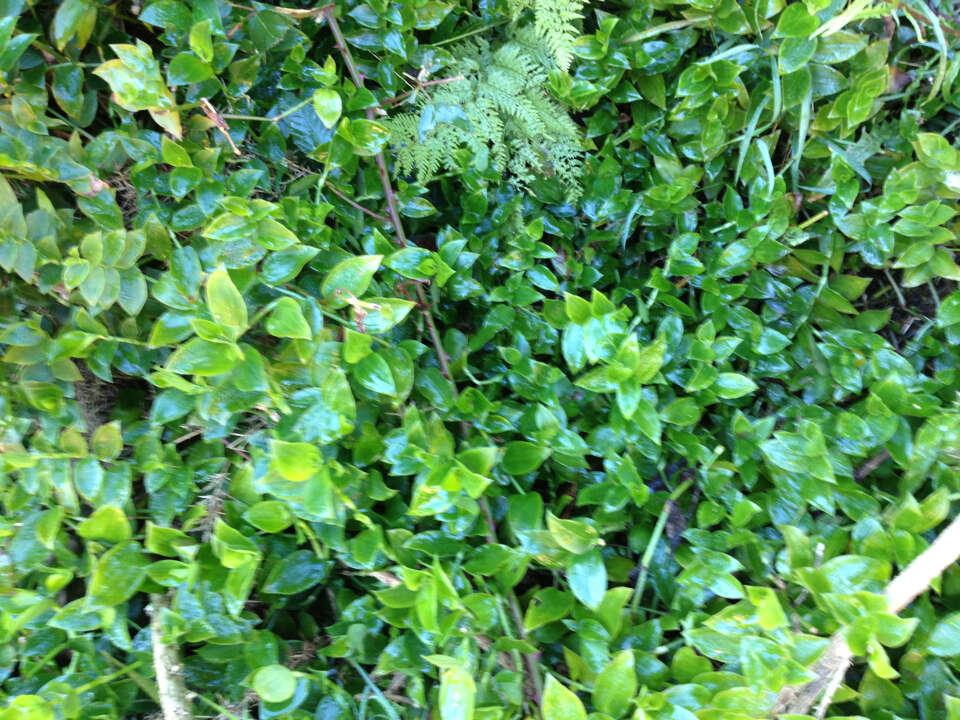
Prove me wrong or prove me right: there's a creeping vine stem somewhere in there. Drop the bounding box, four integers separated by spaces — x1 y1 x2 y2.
321 6 453 381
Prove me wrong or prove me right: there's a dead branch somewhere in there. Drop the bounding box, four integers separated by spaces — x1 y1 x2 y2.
150 593 192 720
773 512 960 718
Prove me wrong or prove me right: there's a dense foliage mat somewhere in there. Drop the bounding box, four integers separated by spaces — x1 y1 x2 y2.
2 0 960 718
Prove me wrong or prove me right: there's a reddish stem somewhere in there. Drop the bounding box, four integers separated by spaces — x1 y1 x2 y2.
325 183 391 223
321 6 454 383
381 75 466 107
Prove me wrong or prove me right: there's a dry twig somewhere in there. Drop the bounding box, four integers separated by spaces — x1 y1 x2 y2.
320 6 454 382
150 593 192 720
773 512 960 718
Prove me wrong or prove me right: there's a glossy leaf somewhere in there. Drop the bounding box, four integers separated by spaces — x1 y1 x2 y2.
543 674 586 720
206 268 247 334
593 650 636 719
439 666 476 720
321 255 382 308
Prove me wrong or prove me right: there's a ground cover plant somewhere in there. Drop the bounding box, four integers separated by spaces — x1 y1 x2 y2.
2 0 960 718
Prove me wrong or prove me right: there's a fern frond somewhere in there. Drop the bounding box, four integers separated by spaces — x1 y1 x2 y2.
533 0 585 72
385 27 584 199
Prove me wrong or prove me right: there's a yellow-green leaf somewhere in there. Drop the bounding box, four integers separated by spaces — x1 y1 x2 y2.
206 268 247 334
543 674 586 720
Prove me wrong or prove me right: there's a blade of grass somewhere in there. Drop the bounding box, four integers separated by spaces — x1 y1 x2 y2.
735 94 770 185
910 0 948 104
347 659 402 720
630 478 693 617
791 90 812 192
755 136 777 196
100 650 161 704
623 17 710 43
193 694 243 720
770 56 783 127
816 135 873 186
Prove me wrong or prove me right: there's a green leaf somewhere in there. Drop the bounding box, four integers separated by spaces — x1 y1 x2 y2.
660 397 702 426
339 118 391 156
938 291 960 326
243 501 294 533
270 440 321 482
547 513 600 554
567 549 606 610
321 255 382 308
90 421 122 460
263 550 329 594
714 372 758 399
779 37 817 73
542 674 586 720
265 297 311 339
313 88 342 129
94 41 181 137
261 246 319 284
927 612 960 656
149 311 194 347
634 398 662 445
252 665 297 703
775 4 819 37
502 441 550 474
635 335 666 383
343 328 374 363
524 588 574 630
52 0 97 52
88 541 149 607
211 519 260 568
745 586 788 630
358 297 416 334
77 506 131 544
166 338 239 376
189 20 213 63
439 666 476 720
145 523 197 558
593 650 636 719
564 292 592 323
385 247 437 280
167 52 213 85
249 10 291 51
756 328 791 354
139 1 192 28
169 168 202 199
206 268 247 334
353 352 398 396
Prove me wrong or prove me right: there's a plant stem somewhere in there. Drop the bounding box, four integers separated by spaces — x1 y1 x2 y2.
324 183 391 223
271 95 314 122
322 6 454 382
75 661 143 693
346 659 403 720
630 478 694 617
798 209 829 229
221 95 313 123
22 642 69 680
883 268 907 308
478 497 543 707
99 650 161 703
624 17 710 43
191 694 242 720
150 593 192 720
427 19 508 46
219 113 270 122
381 74 466 107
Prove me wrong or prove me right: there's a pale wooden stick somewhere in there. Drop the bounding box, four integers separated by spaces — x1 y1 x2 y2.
150 593 192 720
884 512 960 613
774 513 960 718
